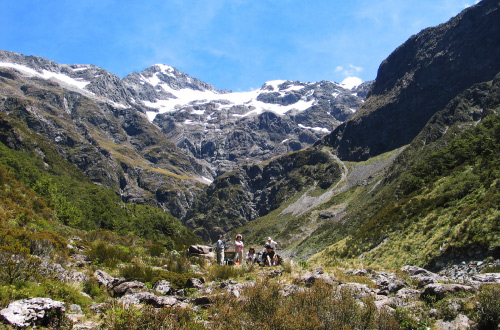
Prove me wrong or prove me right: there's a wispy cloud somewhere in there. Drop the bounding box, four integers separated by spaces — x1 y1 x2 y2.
335 64 364 77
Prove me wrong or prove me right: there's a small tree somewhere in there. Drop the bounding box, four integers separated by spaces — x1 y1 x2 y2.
0 243 40 284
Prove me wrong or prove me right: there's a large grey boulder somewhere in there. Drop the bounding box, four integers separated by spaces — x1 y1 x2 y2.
112 280 147 297
93 269 126 290
471 273 500 284
153 280 172 295
401 265 445 288
421 283 475 301
118 292 178 307
0 298 65 328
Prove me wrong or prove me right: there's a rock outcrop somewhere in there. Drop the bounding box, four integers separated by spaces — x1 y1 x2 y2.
0 298 65 328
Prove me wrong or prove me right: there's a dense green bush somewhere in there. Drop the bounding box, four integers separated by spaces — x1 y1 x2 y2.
474 285 500 330
87 241 132 267
101 304 201 330
209 279 400 330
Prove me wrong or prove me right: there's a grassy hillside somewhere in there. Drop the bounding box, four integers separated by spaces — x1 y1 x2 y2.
312 108 500 269
0 113 199 247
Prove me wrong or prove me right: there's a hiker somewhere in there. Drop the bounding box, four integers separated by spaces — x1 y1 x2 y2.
234 234 244 266
262 244 278 266
246 247 258 264
267 237 278 249
215 234 225 265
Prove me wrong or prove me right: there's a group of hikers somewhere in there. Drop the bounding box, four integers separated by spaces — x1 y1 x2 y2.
214 234 280 266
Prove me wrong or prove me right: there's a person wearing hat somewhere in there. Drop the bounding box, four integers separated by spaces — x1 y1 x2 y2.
234 234 244 266
267 237 278 249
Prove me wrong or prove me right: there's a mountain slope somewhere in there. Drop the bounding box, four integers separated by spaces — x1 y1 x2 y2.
0 112 198 245
0 52 208 219
123 65 370 175
184 0 500 268
321 0 500 161
311 73 500 268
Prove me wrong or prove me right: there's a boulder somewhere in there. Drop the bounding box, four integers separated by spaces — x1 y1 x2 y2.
471 273 500 284
421 283 475 301
0 298 65 328
112 280 147 297
401 265 444 288
153 280 172 295
69 304 83 314
187 278 204 289
118 292 178 307
188 245 214 259
192 296 212 306
94 269 115 288
434 314 471 330
93 270 126 289
295 272 338 287
338 283 375 299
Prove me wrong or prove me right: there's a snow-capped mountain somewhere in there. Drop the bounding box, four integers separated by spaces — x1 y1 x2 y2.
0 50 370 176
123 64 370 174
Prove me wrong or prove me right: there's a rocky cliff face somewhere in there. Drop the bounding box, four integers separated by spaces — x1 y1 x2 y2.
185 148 342 242
0 54 208 219
0 49 368 219
123 65 369 175
321 0 500 161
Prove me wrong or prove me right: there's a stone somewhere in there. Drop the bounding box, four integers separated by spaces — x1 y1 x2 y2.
296 272 338 287
338 283 375 299
153 280 172 295
187 278 204 289
70 304 83 314
434 314 471 330
396 288 421 301
421 283 475 301
112 280 147 297
0 298 65 328
94 269 115 288
192 296 212 306
118 292 178 307
89 303 106 314
471 273 500 283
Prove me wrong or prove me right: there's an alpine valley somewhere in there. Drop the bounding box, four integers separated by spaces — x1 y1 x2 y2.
0 0 500 329
1 0 500 328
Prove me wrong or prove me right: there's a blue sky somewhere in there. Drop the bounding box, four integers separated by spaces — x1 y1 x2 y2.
0 0 477 91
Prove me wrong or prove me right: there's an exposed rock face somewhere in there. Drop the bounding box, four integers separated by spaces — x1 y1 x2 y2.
0 53 208 219
185 148 341 241
421 283 475 301
0 298 65 328
0 49 369 219
321 0 500 161
130 69 370 175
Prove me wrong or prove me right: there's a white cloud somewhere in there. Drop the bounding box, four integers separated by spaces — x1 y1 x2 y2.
341 77 363 89
335 64 364 77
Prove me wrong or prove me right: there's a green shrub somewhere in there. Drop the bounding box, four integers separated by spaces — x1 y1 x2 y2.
83 277 103 298
0 243 40 284
209 279 397 330
207 265 245 281
101 303 201 330
474 284 500 330
87 241 132 267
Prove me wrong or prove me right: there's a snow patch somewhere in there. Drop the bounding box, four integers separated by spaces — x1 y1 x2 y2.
298 124 330 133
0 62 90 90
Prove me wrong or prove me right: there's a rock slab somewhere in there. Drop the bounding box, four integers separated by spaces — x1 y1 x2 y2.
0 298 65 328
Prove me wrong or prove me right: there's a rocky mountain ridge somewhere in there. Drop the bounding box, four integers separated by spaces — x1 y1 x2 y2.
0 49 367 219
320 0 500 161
